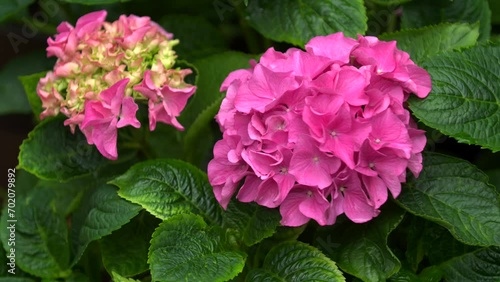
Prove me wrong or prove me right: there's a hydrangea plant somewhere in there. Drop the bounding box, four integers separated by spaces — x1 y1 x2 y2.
0 0 499 282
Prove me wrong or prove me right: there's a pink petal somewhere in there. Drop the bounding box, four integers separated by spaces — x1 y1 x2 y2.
353 37 397 74
75 10 107 38
237 175 261 203
305 32 359 65
117 97 140 128
91 118 118 160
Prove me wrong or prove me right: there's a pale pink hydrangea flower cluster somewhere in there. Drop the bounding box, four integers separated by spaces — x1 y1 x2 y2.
37 10 196 160
208 32 431 227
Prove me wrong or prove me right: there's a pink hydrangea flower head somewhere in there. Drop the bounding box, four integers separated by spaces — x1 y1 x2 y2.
38 10 195 160
208 32 431 226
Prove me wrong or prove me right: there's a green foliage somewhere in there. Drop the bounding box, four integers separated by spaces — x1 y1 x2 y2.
380 22 479 63
101 212 161 277
315 204 405 282
181 52 256 128
409 44 500 151
3 0 500 280
0 0 34 22
438 247 500 281
19 71 46 120
18 117 109 181
0 189 71 278
370 0 411 5
159 15 228 61
182 51 256 165
0 52 53 115
396 152 500 246
223 201 281 247
401 0 491 41
246 241 345 281
70 184 142 266
110 159 224 225
59 0 130 4
246 0 367 46
149 213 246 282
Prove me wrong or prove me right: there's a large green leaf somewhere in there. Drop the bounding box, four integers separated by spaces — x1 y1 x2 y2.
246 0 367 46
18 117 109 181
70 184 141 266
379 22 479 63
110 159 224 226
0 52 53 115
396 152 500 246
315 204 405 282
438 247 500 281
246 241 345 281
149 213 246 282
100 212 161 277
0 0 34 22
401 0 491 41
159 15 228 61
223 201 281 247
409 44 500 151
0 188 71 278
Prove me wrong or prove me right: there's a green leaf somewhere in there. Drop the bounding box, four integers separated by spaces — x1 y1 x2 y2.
315 204 404 282
402 0 491 41
110 159 224 226
18 117 109 181
34 178 89 217
159 15 228 60
438 246 500 281
423 222 479 266
409 44 500 151
0 52 53 115
418 266 444 282
0 0 34 22
396 152 500 246
223 201 281 247
70 184 141 266
9 169 39 197
100 212 161 277
19 71 47 120
246 241 345 282
379 22 479 63
224 201 281 246
149 213 246 282
59 0 130 4
246 0 367 46
181 51 256 128
0 188 71 278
